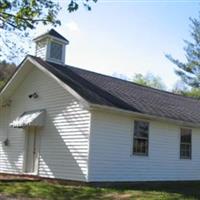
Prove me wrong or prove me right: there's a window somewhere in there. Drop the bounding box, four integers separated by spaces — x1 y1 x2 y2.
180 128 192 159
50 42 63 60
133 121 149 156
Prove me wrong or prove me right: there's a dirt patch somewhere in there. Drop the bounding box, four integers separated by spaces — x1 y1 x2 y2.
104 192 132 200
0 174 39 181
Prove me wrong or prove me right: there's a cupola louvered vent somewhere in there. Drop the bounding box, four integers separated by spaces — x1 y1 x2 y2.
50 42 63 60
33 29 69 65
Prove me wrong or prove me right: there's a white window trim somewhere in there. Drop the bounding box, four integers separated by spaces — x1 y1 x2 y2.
132 120 149 157
180 128 192 160
46 39 65 64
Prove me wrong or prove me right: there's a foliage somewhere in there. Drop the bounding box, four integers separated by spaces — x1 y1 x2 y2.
132 73 166 90
0 0 97 61
0 60 16 89
68 0 97 12
172 80 200 99
183 88 200 99
166 14 200 88
0 0 60 31
0 0 97 31
0 180 199 199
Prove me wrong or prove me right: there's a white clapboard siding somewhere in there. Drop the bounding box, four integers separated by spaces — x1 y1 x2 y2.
0 66 90 181
0 106 24 173
35 39 48 60
88 111 200 182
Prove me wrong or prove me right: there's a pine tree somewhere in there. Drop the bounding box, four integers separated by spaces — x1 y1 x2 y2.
166 15 200 87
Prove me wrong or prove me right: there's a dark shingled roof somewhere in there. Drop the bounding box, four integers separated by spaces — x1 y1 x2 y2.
34 29 69 43
31 56 200 124
48 29 69 42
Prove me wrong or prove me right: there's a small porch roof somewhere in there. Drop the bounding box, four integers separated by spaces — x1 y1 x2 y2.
10 109 46 128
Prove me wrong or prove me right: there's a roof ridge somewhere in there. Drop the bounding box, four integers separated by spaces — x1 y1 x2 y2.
33 29 69 42
63 63 200 103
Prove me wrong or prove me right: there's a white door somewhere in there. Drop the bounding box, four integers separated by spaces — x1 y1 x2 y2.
24 127 39 174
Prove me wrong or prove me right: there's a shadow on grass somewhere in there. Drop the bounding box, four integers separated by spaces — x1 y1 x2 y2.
97 181 200 199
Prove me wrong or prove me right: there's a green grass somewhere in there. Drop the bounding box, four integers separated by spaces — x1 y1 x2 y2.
0 181 200 200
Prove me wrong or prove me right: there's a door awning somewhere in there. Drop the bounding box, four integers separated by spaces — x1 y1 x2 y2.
10 109 46 128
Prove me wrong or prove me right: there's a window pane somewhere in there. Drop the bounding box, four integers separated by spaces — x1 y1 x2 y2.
133 121 149 156
134 139 148 154
181 129 191 143
134 121 149 137
50 42 62 60
180 129 192 159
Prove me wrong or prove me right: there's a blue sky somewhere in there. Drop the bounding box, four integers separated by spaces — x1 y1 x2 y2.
26 1 200 89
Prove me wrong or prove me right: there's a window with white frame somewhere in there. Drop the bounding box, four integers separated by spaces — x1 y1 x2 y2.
180 128 192 159
50 41 63 60
133 121 149 156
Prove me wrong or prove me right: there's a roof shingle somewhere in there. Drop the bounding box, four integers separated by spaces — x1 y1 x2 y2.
31 56 200 124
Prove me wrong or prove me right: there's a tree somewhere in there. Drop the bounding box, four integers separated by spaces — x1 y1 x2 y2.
0 0 97 61
172 80 200 99
183 88 200 99
0 60 16 89
166 14 200 88
173 87 200 99
0 0 97 31
132 73 166 90
68 0 97 12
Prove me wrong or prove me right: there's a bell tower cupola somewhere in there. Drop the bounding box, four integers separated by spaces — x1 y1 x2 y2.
33 29 69 65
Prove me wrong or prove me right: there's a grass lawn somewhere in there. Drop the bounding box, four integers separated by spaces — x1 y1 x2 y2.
0 180 200 200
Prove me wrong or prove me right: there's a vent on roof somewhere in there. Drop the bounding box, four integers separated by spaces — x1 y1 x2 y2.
34 29 69 65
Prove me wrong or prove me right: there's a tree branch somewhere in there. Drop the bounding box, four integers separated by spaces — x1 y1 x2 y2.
1 12 55 23
0 16 21 30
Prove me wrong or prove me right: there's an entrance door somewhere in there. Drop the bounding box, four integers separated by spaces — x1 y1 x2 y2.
24 127 39 174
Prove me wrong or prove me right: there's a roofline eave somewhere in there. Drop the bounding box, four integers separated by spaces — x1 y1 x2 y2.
89 103 200 128
0 56 29 98
0 56 90 110
33 34 69 44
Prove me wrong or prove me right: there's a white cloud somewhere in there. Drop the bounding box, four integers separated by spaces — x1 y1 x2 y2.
66 21 80 32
